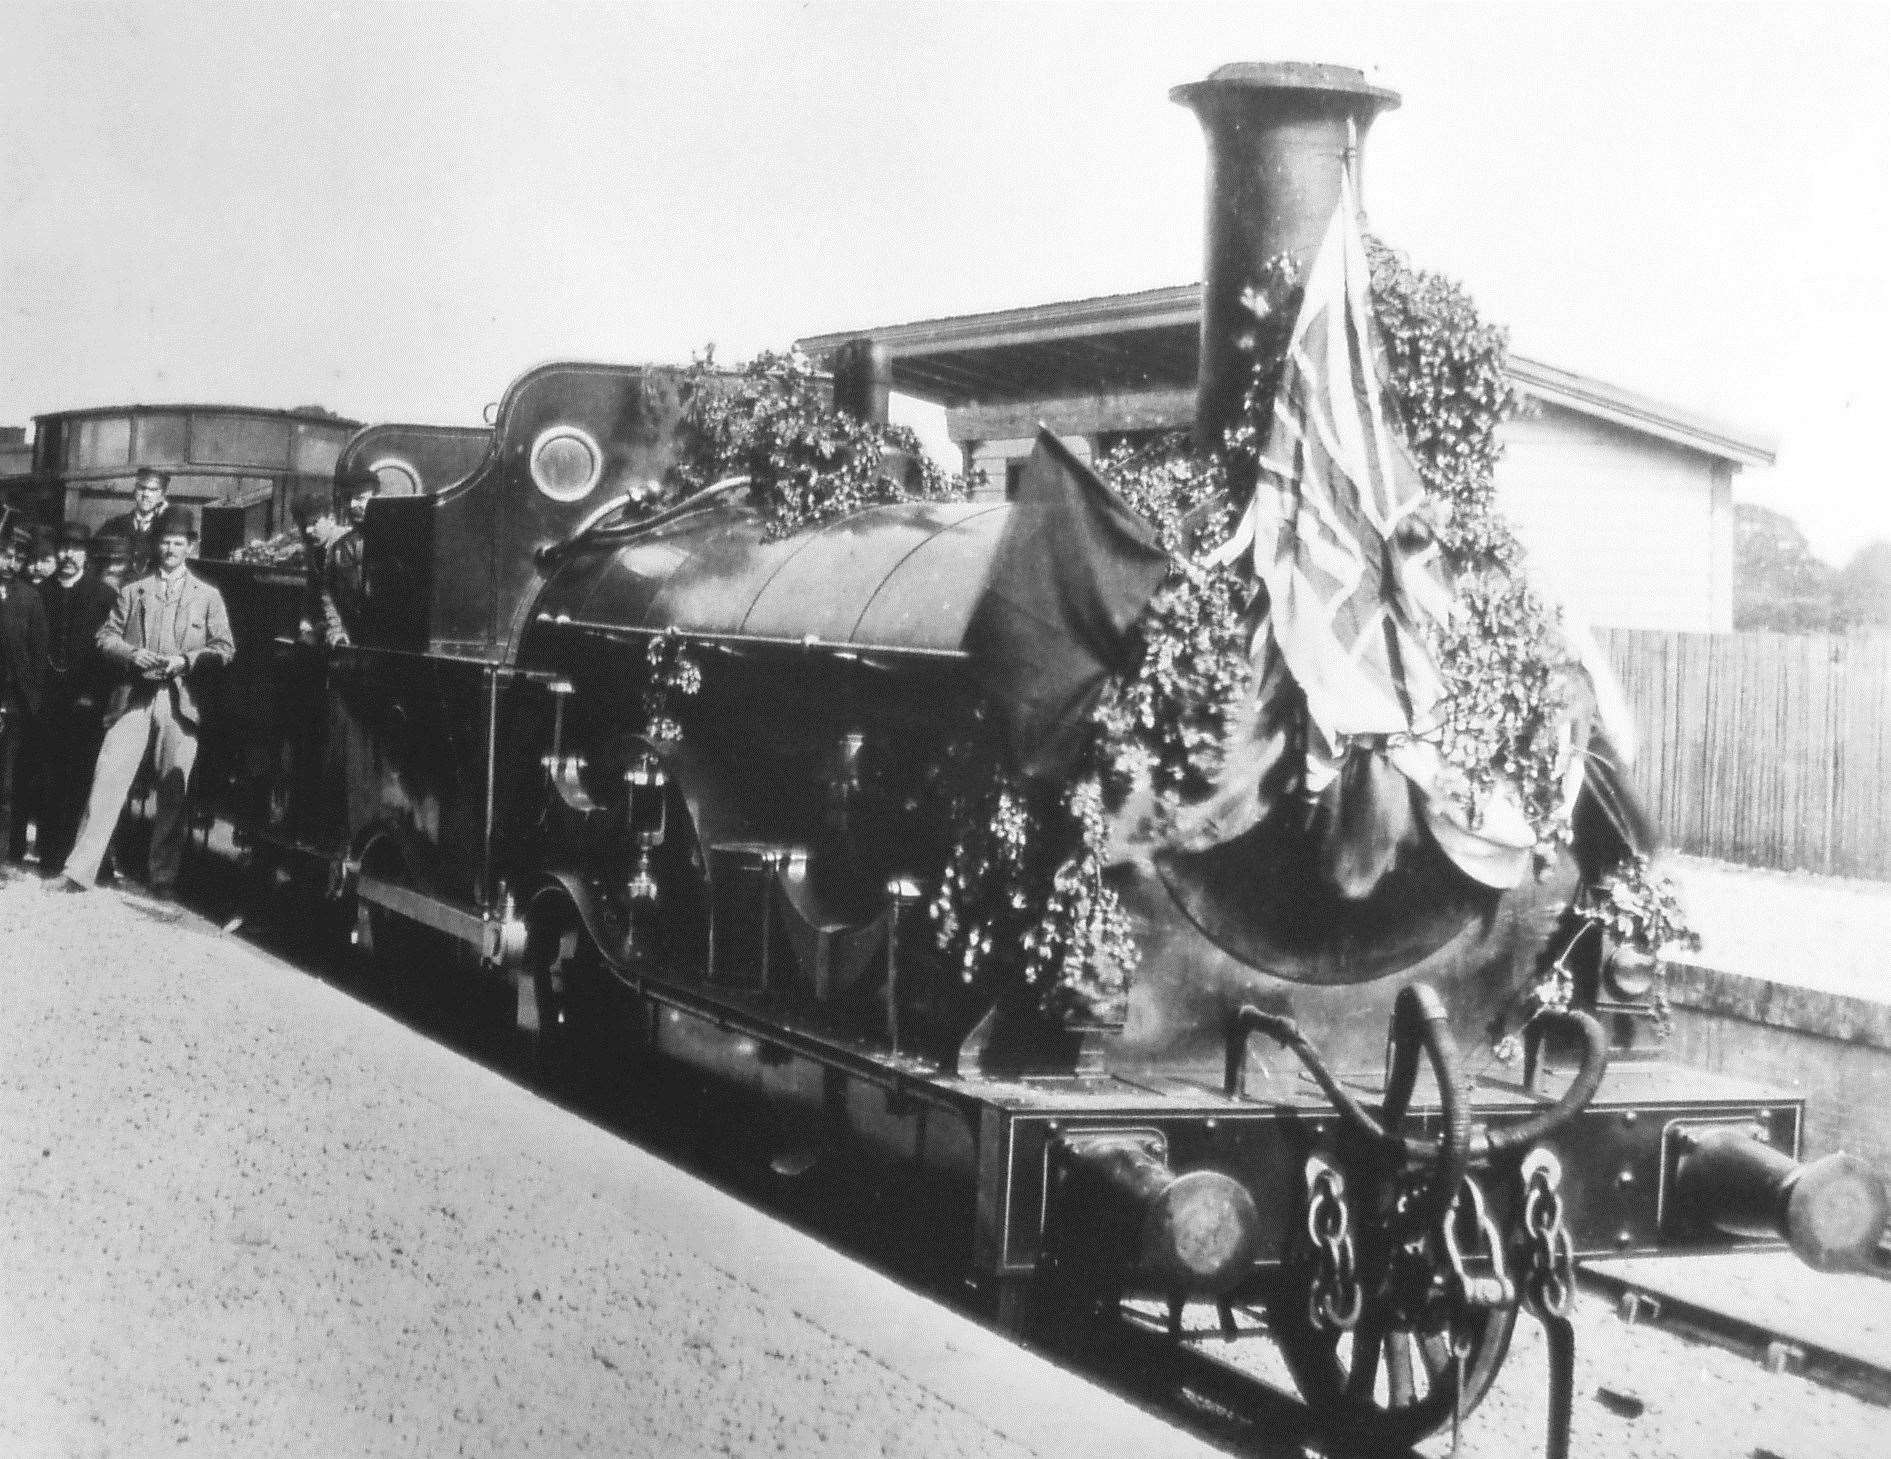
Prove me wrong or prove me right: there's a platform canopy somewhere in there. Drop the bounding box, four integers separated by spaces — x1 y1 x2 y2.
798 283 1777 469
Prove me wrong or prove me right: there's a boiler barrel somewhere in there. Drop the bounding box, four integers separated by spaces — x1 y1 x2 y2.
532 497 1011 660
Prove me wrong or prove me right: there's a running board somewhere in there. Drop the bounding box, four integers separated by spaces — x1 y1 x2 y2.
355 873 527 968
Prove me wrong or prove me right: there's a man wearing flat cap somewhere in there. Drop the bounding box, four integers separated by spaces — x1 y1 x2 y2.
31 521 118 874
0 526 49 872
60 504 233 900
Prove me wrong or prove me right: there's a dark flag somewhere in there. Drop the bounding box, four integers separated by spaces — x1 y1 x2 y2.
965 432 1172 781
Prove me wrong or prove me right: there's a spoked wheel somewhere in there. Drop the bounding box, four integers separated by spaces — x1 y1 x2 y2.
1268 1285 1518 1450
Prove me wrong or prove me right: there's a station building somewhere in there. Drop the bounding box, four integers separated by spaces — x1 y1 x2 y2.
801 283 1779 633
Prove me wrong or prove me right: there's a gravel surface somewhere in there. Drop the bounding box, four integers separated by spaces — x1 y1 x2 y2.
0 875 1214 1459
1421 1288 1886 1459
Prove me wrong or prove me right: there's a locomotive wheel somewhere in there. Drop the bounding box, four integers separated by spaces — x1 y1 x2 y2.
1267 1289 1517 1447
351 841 438 1003
521 889 634 1102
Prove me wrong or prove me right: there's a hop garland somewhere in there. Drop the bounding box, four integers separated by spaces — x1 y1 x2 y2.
672 234 1643 1028
1573 854 1701 959
1365 238 1576 835
641 628 701 746
674 348 971 537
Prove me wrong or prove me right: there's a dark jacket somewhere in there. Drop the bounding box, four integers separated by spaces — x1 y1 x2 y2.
0 578 49 718
97 506 166 579
42 571 118 706
323 529 367 643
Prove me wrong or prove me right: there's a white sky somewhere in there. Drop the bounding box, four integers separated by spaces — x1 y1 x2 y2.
3 1 1887 563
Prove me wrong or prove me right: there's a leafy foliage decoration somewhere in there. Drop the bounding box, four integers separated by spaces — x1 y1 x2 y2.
640 628 701 747
1572 854 1701 959
672 349 971 538
1364 237 1577 839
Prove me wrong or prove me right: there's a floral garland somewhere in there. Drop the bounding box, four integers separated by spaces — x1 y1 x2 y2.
641 628 701 747
1364 239 1575 838
1573 854 1699 958
673 349 971 538
936 243 1644 1022
658 252 1677 1028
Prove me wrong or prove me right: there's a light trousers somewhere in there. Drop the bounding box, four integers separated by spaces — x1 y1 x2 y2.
64 684 199 892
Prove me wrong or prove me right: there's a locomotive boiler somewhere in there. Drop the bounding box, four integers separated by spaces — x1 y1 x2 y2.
218 62 1886 1452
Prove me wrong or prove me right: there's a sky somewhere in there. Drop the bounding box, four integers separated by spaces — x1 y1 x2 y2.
3 1 1887 563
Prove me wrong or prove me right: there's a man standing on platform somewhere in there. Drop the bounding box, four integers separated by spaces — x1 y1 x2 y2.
58 505 233 901
0 529 49 874
98 467 170 579
34 522 118 875
24 528 58 588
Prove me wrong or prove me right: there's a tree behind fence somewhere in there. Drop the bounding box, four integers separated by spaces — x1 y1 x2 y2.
1599 629 1891 879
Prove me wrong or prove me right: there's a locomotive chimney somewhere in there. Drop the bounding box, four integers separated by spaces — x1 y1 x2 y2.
1172 61 1400 451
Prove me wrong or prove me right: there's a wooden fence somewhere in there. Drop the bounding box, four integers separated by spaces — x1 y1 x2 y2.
1598 629 1891 879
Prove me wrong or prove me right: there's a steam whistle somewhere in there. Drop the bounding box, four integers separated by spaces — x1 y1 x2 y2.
1672 1126 1888 1271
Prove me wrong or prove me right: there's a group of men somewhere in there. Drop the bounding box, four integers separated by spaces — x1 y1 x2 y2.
0 459 379 901
0 465 237 901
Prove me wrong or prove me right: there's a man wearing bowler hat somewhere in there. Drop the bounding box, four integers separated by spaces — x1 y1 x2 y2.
59 504 233 900
33 520 118 874
0 526 49 873
24 527 58 588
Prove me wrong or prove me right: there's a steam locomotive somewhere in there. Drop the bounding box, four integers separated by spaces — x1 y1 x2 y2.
198 63 1885 1453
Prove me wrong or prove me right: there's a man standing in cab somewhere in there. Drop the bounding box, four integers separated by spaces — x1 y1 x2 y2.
59 505 233 901
98 467 170 579
326 464 377 646
0 527 49 874
33 521 118 876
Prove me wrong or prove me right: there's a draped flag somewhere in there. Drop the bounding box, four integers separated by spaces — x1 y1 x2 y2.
966 432 1173 782
1211 168 1453 750
1204 171 1541 891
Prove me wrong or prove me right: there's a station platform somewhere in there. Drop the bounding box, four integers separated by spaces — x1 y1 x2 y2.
0 875 1218 1458
1586 854 1891 1399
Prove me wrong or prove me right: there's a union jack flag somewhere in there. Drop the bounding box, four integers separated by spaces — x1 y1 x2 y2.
1213 170 1454 753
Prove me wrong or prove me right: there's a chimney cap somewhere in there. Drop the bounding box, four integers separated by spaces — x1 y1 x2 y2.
1171 61 1400 114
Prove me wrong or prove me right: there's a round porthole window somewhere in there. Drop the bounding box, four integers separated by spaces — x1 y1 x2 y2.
530 425 602 504
368 458 422 497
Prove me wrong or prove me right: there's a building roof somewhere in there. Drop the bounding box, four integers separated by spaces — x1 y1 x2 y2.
32 402 359 430
798 283 1778 469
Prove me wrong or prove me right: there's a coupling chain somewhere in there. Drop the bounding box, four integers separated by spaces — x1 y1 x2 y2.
1441 1174 1515 1311
1519 1149 1577 1317
1303 1158 1362 1332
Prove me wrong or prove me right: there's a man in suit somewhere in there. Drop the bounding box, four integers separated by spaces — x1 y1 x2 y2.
33 521 119 874
0 527 49 872
24 527 58 587
59 505 233 899
290 491 345 645
97 466 170 580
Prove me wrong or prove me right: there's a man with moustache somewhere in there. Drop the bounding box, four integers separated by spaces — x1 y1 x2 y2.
58 505 233 900
32 521 117 875
0 528 49 874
